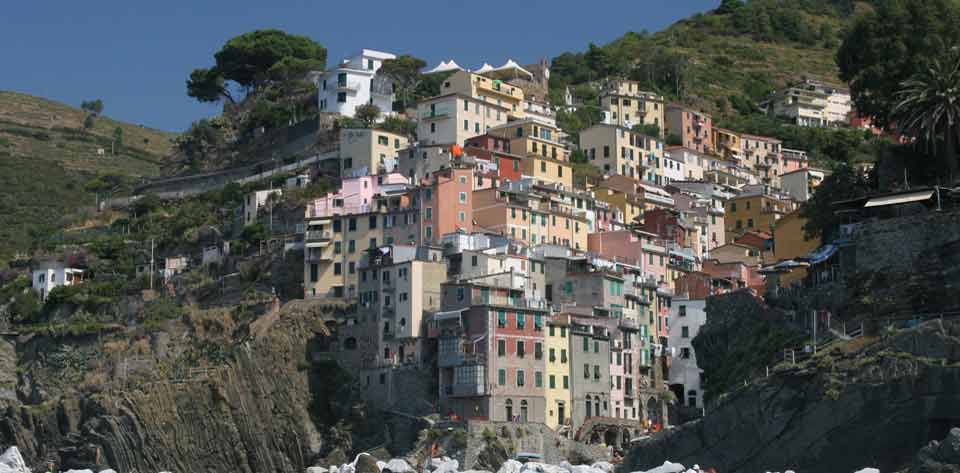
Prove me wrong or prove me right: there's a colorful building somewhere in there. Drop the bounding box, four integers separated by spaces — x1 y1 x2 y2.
597 79 666 133
339 128 409 175
666 105 713 155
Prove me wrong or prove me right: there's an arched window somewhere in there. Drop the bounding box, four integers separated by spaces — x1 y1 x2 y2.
520 400 529 422
505 399 514 422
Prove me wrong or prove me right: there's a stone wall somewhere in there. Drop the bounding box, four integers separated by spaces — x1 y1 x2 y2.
854 209 960 273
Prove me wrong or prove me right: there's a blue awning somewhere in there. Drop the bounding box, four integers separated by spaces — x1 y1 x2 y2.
804 244 838 265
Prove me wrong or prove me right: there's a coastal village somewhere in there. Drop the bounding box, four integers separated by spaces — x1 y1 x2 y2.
28 50 894 439
5 1 960 470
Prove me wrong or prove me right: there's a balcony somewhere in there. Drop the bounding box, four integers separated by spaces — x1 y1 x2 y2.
336 81 359 92
305 249 331 263
420 107 452 121
445 383 487 397
619 318 640 331
306 230 333 243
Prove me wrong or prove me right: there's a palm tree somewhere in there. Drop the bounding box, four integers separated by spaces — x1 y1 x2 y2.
892 47 960 182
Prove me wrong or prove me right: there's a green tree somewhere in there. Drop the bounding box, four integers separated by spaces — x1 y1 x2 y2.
716 0 743 15
837 0 960 128
380 115 417 137
355 103 381 127
112 127 123 155
81 99 104 115
186 29 326 103
83 114 96 130
892 48 960 181
379 55 427 110
801 164 873 241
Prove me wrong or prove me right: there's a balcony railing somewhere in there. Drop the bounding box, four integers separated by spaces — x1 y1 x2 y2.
306 230 333 242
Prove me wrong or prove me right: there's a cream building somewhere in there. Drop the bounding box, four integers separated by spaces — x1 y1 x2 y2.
597 79 665 134
339 128 409 175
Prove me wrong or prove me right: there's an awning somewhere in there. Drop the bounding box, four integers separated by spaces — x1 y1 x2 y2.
863 190 934 208
803 244 838 265
433 308 467 321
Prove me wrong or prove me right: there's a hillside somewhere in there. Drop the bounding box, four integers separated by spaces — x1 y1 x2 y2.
0 91 177 261
550 0 876 120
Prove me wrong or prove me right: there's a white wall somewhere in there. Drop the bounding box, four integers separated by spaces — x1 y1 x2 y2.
318 49 396 118
32 266 83 301
668 297 706 409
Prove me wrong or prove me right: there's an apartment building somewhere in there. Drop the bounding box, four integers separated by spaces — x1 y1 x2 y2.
318 49 395 118
545 315 572 429
578 124 648 180
594 175 645 225
597 80 666 133
441 69 525 119
436 274 549 422
416 167 475 244
781 148 809 174
668 296 706 410
772 210 820 287
741 134 783 187
487 120 572 188
568 316 611 430
465 134 524 183
766 79 852 127
31 259 85 301
303 173 417 299
666 105 713 155
712 127 743 163
665 147 707 181
780 167 826 202
724 187 796 239
417 94 510 146
333 245 447 399
340 128 409 175
473 180 589 251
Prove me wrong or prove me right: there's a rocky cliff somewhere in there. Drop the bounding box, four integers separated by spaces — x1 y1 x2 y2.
623 319 960 473
0 299 390 473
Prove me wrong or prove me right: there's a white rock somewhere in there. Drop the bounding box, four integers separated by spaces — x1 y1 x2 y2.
329 466 340 473
853 469 880 473
307 467 329 473
99 470 118 473
592 462 615 473
0 447 30 473
632 461 686 473
433 458 459 473
499 460 523 473
384 459 415 473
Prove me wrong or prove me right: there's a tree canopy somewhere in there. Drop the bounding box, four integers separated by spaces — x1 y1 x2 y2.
379 55 426 110
837 0 960 128
81 99 104 115
186 29 326 104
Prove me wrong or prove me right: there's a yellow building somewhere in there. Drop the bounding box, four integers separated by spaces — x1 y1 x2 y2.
339 128 409 175
598 80 665 134
488 120 572 188
578 123 650 180
725 190 795 240
441 70 525 119
772 210 820 286
545 314 572 429
594 175 645 225
712 127 743 162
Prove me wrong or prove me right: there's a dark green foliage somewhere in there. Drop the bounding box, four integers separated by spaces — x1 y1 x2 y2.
717 113 878 163
414 70 454 101
379 54 427 110
176 118 226 166
632 123 661 138
837 0 960 128
80 99 104 115
570 149 587 164
83 114 95 130
800 162 874 241
354 103 381 126
379 115 417 138
143 297 184 330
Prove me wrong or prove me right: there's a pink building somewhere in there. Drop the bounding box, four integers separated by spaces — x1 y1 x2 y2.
307 173 411 218
418 167 475 243
666 105 713 155
587 230 644 266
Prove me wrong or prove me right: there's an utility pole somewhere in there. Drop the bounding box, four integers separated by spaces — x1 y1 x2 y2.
149 238 155 291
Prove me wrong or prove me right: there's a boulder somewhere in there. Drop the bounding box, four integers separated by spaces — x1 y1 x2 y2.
432 458 459 473
498 460 523 473
355 453 381 473
0 447 29 473
907 427 960 473
591 462 614 473
383 459 415 473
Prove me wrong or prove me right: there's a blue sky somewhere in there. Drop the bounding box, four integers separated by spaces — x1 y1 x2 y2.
1 1 717 132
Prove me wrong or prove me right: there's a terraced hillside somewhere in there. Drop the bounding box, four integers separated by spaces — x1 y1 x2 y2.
0 91 177 261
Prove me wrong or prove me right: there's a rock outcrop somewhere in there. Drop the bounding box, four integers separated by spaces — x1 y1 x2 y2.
623 320 960 473
906 427 960 473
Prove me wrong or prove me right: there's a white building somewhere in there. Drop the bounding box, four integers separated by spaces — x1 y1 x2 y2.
317 49 396 119
242 189 283 227
780 168 826 202
767 79 852 128
32 261 85 301
668 296 706 409
661 151 686 185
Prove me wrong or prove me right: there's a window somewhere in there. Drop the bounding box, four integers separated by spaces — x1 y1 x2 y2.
561 349 567 363
430 123 436 133
310 264 318 282
463 120 469 131
498 339 506 356
679 305 687 317
348 218 357 232
337 92 346 103
682 326 690 338
682 347 691 359
369 238 377 249
549 348 556 362
549 326 555 337
731 202 737 212
517 370 525 387
334 263 342 275
334 241 342 254
603 145 610 158
498 369 506 386
582 337 589 352
349 262 356 274
369 215 377 229
367 59 374 70
517 340 525 358
549 375 556 389
472 255 479 266
348 240 356 253
457 287 464 301
563 375 569 389
459 192 467 203
377 135 389 146
747 218 754 228
594 341 600 353
464 100 469 111
583 364 590 379
535 342 543 360
498 310 506 327
475 122 480 133
535 371 543 388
